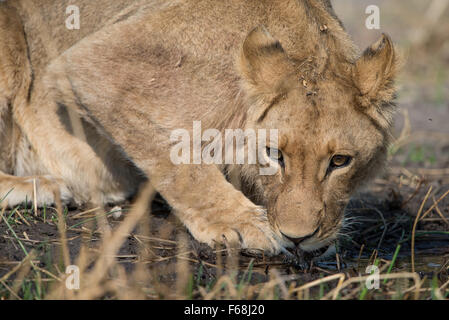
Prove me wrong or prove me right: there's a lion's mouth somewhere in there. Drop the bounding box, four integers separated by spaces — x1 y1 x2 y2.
283 242 334 268
305 244 333 259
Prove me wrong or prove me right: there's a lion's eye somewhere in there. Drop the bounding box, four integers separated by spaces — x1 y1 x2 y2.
329 155 351 169
266 147 285 168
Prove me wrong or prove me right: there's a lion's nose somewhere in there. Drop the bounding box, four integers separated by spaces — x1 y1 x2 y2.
281 227 319 246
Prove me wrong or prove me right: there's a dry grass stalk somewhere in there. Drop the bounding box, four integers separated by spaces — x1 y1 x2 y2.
203 275 238 300
0 205 5 226
322 272 421 300
175 230 190 299
33 178 37 216
14 209 30 227
54 188 71 271
269 269 290 299
420 188 449 220
0 251 36 284
78 183 155 299
411 186 433 273
45 182 155 299
10 254 33 300
70 207 101 219
431 196 449 225
292 273 345 295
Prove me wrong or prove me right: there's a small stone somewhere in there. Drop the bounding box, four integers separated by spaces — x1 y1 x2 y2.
111 206 122 219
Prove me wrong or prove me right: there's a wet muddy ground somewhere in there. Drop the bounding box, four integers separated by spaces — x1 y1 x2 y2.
1 162 448 298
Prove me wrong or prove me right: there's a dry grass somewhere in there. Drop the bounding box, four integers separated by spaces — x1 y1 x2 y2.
0 175 448 300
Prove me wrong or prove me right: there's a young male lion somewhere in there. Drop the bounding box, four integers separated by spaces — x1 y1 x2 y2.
0 0 399 257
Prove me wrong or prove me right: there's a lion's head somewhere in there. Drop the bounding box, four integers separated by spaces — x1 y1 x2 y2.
234 27 400 255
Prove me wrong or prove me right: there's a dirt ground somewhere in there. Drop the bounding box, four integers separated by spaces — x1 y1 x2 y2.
1 146 449 296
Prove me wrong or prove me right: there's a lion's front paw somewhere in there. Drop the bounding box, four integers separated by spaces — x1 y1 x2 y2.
186 208 283 255
21 176 73 207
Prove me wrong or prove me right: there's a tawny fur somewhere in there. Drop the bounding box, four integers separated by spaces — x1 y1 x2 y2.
0 0 400 254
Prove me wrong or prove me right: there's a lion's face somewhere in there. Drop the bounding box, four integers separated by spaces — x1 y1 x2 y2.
243 83 388 252
237 27 399 253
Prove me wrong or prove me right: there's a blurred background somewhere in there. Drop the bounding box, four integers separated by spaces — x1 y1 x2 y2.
333 0 449 170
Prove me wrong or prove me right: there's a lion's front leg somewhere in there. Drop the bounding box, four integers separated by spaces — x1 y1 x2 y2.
150 162 283 255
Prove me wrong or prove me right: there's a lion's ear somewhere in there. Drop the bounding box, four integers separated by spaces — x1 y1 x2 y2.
238 26 293 97
353 34 400 128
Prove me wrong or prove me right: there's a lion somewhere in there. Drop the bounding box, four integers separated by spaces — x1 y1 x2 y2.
0 0 399 257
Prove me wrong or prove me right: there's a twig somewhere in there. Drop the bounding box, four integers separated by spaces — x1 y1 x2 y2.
0 280 22 300
291 273 345 294
420 188 449 220
411 186 433 273
401 179 423 208
54 189 71 269
431 195 449 225
0 252 35 283
70 207 101 219
33 178 37 216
